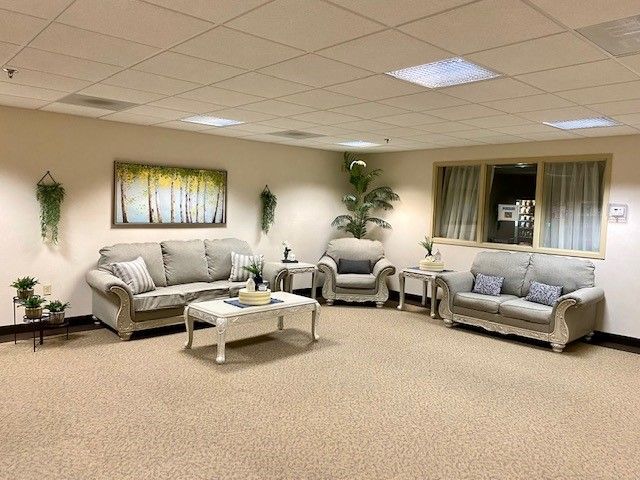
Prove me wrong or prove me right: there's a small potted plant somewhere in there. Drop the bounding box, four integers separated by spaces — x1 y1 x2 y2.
243 260 264 285
419 236 444 271
11 276 39 300
23 295 47 320
47 300 70 325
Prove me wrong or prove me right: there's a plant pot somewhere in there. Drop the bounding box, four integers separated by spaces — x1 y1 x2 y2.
25 307 43 320
254 275 263 285
49 311 66 325
17 289 34 300
419 257 444 272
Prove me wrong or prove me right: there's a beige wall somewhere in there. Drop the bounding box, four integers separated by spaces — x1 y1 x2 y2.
0 106 344 326
368 135 640 339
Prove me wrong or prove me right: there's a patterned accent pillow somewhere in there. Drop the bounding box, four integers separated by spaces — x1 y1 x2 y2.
111 256 156 294
229 252 264 282
526 281 562 306
472 273 504 296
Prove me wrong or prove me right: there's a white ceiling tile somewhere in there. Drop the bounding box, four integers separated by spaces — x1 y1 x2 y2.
104 70 200 95
573 125 639 137
518 106 600 122
317 30 448 73
328 0 473 26
330 102 407 119
609 53 640 76
611 112 640 125
279 89 361 109
467 33 607 75
31 23 159 66
259 54 371 87
516 60 639 92
203 127 253 137
519 131 580 140
221 123 279 134
401 132 459 142
588 99 640 116
327 75 424 100
441 78 542 102
379 91 468 111
527 0 640 29
3 68 91 92
557 81 640 104
80 83 164 103
213 72 310 98
482 94 575 113
427 104 504 120
102 111 164 125
476 134 527 144
58 0 212 48
148 96 224 113
240 99 313 116
418 121 476 133
158 120 212 131
0 0 73 19
0 41 20 64
335 119 395 132
41 102 114 117
449 128 506 139
173 26 302 69
205 107 276 123
0 81 65 101
178 85 264 106
9 48 120 81
122 105 192 120
364 126 424 137
375 112 442 126
227 0 382 51
0 9 47 44
0 92 48 108
301 124 359 136
462 114 531 128
144 0 269 23
135 52 245 84
491 123 558 135
400 0 563 54
290 110 361 125
256 118 320 130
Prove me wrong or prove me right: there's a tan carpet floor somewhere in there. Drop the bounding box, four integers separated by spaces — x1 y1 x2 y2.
1 305 639 480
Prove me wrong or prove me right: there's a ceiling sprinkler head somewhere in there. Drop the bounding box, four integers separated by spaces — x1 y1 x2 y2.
3 67 17 79
385 138 390 143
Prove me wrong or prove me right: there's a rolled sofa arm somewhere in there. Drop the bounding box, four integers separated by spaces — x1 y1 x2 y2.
262 262 288 292
557 286 604 308
317 256 337 290
435 271 474 318
372 258 396 278
86 269 132 296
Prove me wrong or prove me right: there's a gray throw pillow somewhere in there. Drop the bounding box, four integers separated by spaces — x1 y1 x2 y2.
526 281 562 306
472 273 504 296
338 259 371 274
111 256 156 294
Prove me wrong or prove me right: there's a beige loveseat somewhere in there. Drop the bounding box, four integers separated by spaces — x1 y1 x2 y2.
436 251 604 353
86 238 286 340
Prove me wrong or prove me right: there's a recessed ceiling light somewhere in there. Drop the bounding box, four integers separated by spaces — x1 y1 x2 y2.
386 58 500 88
542 117 621 130
338 141 380 148
181 115 244 127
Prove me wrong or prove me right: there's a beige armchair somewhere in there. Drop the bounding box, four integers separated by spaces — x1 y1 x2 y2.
317 238 396 308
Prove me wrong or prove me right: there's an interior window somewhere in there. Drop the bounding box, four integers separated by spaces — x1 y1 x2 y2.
435 165 480 241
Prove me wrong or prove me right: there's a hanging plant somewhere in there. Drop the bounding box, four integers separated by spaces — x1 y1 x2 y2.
260 185 277 234
36 172 65 244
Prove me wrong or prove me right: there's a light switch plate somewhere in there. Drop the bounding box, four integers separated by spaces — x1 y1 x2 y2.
608 203 628 223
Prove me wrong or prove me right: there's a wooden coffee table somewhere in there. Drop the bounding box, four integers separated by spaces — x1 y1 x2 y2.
184 291 320 364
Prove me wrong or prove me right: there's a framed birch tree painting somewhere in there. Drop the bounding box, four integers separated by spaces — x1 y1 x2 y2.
113 161 227 227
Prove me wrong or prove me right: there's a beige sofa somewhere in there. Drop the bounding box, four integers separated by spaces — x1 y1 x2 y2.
436 251 604 353
86 238 287 340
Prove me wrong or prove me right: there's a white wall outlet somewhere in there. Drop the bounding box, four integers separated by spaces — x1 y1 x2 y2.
43 284 52 296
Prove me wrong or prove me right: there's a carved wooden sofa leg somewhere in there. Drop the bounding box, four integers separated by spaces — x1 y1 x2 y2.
443 318 456 327
584 331 594 342
325 299 334 306
550 343 565 353
119 331 133 341
376 301 384 308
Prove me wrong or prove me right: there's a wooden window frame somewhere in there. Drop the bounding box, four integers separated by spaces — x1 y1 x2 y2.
431 154 612 260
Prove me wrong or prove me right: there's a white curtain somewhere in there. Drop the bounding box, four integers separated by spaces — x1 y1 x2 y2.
438 166 479 241
542 161 604 252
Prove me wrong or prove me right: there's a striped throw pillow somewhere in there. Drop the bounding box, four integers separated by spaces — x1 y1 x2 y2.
111 256 156 294
229 252 263 282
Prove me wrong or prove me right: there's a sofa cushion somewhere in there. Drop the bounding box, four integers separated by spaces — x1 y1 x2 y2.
161 240 209 286
326 238 384 265
99 242 167 287
472 273 504 296
499 298 553 325
523 253 595 296
454 292 518 314
452 306 552 334
338 259 372 274
335 273 377 289
205 238 252 281
471 251 531 297
133 281 244 311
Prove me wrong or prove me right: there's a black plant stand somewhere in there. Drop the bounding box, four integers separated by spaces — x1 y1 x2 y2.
12 296 24 344
23 314 69 352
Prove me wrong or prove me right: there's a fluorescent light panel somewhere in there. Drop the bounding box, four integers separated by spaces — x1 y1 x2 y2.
386 57 500 88
181 115 244 127
543 117 621 130
338 141 380 148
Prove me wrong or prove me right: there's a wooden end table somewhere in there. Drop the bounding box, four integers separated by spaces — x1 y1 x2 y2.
397 267 451 318
276 262 318 299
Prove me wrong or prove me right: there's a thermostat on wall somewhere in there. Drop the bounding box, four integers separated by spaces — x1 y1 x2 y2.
608 203 628 223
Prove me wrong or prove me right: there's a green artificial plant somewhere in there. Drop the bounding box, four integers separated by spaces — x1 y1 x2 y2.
243 260 264 283
47 300 70 313
331 152 399 239
36 179 65 244
23 295 46 308
11 276 39 291
419 236 434 257
260 186 277 233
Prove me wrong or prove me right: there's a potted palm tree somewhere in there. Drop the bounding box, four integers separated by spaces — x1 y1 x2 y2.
47 300 70 325
23 295 47 320
11 276 39 300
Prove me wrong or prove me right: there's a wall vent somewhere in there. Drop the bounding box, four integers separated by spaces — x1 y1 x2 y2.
268 130 325 140
58 93 138 111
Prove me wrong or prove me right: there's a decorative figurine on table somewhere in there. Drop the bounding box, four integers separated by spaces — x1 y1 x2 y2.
282 240 298 263
418 235 444 271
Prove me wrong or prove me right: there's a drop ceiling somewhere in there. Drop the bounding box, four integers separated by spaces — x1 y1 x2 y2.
2 0 640 152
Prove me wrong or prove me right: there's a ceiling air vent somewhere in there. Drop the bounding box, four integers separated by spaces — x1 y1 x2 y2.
58 93 138 111
578 15 640 56
268 130 325 140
